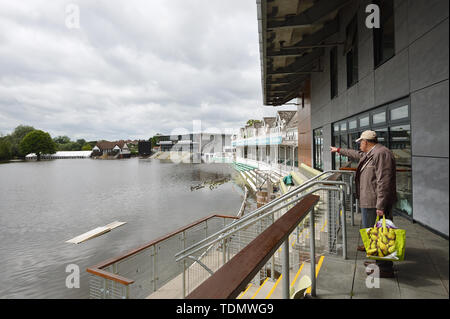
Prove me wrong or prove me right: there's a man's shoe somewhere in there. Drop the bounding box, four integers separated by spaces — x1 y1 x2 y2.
357 245 366 252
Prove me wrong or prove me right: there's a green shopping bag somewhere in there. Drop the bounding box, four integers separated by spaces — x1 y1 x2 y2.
360 215 406 261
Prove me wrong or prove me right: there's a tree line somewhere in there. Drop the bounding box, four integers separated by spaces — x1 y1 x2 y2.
0 125 96 161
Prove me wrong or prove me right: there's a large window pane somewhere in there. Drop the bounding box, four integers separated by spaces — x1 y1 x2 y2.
330 47 338 99
313 128 323 171
373 111 386 125
359 115 369 127
333 135 340 169
390 105 408 121
373 0 395 67
390 124 412 216
348 132 360 168
374 127 388 147
339 134 349 167
346 15 358 88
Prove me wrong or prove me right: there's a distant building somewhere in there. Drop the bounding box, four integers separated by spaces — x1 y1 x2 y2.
25 151 92 160
92 141 131 157
157 133 232 154
138 140 152 156
257 0 449 235
233 110 298 172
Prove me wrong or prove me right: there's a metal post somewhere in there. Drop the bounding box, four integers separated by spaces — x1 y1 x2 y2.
152 246 157 292
309 207 316 297
282 237 290 299
222 238 226 264
182 231 186 298
340 191 347 260
227 238 230 262
271 214 275 281
350 175 354 226
102 278 107 299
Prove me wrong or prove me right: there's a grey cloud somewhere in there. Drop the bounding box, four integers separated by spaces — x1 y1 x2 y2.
0 1 290 141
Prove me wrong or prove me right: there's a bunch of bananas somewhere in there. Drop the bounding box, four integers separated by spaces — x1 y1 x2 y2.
366 227 396 257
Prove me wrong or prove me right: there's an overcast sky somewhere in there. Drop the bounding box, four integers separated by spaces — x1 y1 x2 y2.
0 0 297 141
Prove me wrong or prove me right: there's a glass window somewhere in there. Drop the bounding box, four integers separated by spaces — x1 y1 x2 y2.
373 0 395 67
390 105 408 121
349 132 360 150
390 124 412 217
313 128 323 171
330 47 338 99
359 115 369 127
332 100 411 218
374 127 388 147
348 132 361 168
372 111 386 125
334 124 339 133
338 134 349 168
346 15 358 88
333 135 341 169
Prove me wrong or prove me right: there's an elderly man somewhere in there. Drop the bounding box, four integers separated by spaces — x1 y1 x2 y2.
330 130 397 278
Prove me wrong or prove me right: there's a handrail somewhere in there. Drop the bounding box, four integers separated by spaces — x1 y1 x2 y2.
175 170 343 255
174 169 353 260
175 182 348 262
86 214 238 285
339 167 411 172
186 195 320 299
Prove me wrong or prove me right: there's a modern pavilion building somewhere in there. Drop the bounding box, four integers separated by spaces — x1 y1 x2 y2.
256 0 449 237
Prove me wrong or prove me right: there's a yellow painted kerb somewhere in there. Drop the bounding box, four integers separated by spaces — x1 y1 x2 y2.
251 277 269 299
237 283 253 299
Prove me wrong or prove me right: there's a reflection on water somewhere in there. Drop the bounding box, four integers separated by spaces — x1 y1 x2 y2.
0 158 244 298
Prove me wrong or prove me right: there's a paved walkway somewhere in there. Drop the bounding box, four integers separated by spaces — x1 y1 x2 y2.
315 212 449 299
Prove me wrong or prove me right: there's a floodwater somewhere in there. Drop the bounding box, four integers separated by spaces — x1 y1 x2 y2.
0 158 248 298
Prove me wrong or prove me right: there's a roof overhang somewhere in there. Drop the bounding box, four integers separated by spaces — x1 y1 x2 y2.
258 0 350 106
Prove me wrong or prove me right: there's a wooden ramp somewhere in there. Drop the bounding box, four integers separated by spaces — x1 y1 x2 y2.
66 221 126 244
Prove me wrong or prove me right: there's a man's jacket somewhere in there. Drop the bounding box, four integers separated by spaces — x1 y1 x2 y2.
339 144 397 210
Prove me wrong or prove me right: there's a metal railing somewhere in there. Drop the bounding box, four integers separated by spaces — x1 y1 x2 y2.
185 195 320 299
176 169 356 298
86 169 355 299
87 214 237 299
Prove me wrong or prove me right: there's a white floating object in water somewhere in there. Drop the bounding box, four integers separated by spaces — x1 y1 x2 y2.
66 221 126 244
104 221 127 230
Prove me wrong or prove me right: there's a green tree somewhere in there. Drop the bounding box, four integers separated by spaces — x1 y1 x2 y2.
150 134 163 148
57 142 80 151
82 143 92 151
53 135 71 144
0 138 12 161
11 125 36 140
87 141 97 148
10 125 36 157
76 139 86 146
246 119 262 126
19 130 56 161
